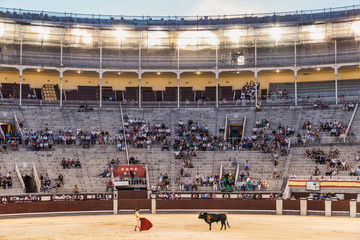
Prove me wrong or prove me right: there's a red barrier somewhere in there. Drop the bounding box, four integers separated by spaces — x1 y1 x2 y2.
118 199 151 210
331 200 350 212
0 200 112 214
307 200 325 211
283 200 300 210
156 199 276 210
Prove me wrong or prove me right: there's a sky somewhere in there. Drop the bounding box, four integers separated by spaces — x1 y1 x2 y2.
0 0 359 16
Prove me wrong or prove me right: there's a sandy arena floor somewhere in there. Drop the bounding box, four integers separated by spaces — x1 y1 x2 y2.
0 214 359 240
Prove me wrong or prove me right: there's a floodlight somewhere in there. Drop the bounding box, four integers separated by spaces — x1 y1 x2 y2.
72 28 92 45
177 30 219 48
225 29 247 43
37 27 50 40
0 23 5 36
113 28 128 41
352 21 360 35
269 27 282 42
147 31 168 47
303 25 325 41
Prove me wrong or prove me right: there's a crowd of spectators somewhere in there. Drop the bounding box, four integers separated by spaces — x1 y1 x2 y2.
174 172 219 192
235 81 257 104
61 158 82 169
319 120 348 139
343 102 355 111
174 119 228 159
307 148 360 177
22 127 121 151
123 116 171 150
0 171 12 189
39 173 64 193
151 173 170 192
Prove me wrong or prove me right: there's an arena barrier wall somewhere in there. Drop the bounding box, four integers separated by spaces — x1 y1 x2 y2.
0 200 113 214
283 200 300 211
156 199 276 211
0 194 357 217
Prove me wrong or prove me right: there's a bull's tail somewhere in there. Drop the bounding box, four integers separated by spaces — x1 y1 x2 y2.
226 219 230 229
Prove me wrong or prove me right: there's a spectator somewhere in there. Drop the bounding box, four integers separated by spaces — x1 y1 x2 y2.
74 185 79 193
106 180 114 192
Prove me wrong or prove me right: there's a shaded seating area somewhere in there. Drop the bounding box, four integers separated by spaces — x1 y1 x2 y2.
102 87 115 101
220 86 233 101
163 87 177 101
141 87 156 101
204 87 216 101
115 90 124 101
0 83 34 99
124 87 138 101
66 86 98 101
269 79 360 100
181 87 194 101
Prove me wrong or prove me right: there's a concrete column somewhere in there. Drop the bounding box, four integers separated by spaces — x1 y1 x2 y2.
138 73 142 108
350 199 357 218
300 198 307 216
59 71 63 107
113 190 118 215
151 198 156 214
215 72 219 109
19 69 23 107
325 199 332 217
177 73 180 109
99 72 103 108
276 197 283 215
254 71 258 107
334 68 338 105
294 70 298 106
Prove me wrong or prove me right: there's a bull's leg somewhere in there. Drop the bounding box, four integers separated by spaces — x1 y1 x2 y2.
224 220 227 230
220 221 223 230
209 223 212 230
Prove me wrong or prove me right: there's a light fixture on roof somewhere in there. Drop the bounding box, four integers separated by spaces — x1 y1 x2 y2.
72 28 92 45
303 25 325 41
113 28 128 41
177 30 219 48
147 31 168 47
269 27 283 42
37 27 50 40
225 29 247 43
0 23 5 36
352 21 360 36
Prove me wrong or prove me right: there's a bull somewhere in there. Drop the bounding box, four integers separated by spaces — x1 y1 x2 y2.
198 212 230 230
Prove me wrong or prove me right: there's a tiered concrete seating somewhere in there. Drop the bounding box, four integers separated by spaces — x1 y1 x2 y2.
177 151 286 192
0 104 356 195
0 145 125 194
286 145 360 177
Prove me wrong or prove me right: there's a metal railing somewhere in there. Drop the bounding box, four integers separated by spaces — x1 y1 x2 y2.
345 102 359 136
119 102 129 164
14 163 26 193
0 5 359 26
32 163 41 193
0 95 359 109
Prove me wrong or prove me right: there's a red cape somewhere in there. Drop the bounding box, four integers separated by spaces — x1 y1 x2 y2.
140 218 153 231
